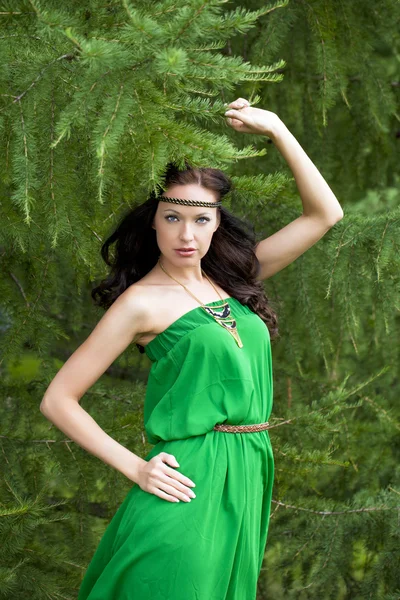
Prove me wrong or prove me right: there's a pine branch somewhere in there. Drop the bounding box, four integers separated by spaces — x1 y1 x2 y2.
271 500 397 516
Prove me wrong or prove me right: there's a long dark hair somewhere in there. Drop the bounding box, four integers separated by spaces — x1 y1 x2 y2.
91 161 279 353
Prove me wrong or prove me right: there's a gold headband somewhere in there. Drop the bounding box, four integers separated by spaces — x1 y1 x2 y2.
158 196 222 208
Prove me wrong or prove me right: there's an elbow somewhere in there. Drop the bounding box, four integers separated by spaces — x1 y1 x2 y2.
336 209 344 222
40 394 79 417
328 210 344 227
40 396 51 417
40 395 59 418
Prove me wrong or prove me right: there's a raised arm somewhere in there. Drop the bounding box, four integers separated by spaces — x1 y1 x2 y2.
224 98 344 281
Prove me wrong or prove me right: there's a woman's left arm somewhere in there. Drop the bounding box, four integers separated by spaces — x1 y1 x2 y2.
224 98 344 280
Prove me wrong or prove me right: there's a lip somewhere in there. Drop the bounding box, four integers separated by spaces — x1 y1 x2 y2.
176 248 196 251
175 249 196 256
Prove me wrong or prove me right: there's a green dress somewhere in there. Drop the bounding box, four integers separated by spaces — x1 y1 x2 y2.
77 296 274 600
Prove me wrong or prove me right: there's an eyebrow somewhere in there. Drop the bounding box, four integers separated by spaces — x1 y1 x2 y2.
162 208 212 216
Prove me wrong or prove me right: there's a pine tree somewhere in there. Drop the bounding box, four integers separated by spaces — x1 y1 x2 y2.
1 1 399 598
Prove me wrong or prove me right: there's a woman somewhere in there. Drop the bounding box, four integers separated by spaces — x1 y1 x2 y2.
40 98 344 599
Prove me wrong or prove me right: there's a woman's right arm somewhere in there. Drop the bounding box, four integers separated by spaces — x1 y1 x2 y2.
40 287 149 484
40 286 197 503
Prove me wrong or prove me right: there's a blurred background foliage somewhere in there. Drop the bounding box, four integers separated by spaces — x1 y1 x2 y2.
0 0 399 598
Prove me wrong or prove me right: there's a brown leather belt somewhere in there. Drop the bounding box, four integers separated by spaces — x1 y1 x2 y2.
213 421 270 433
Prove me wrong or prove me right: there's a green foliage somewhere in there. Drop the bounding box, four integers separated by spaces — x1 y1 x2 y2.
0 0 399 598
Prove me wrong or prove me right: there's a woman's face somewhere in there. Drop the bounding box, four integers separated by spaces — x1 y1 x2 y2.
152 184 221 263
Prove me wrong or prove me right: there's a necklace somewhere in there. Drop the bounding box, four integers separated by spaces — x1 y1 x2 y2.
157 258 243 348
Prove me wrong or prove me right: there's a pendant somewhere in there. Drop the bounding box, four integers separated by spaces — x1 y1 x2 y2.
203 302 243 348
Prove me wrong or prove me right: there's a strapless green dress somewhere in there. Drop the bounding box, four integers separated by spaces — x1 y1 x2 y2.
77 296 274 600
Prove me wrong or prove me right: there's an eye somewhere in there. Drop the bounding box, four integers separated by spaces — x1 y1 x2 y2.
164 215 210 224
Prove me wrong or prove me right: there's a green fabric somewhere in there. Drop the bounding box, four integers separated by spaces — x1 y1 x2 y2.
78 296 274 599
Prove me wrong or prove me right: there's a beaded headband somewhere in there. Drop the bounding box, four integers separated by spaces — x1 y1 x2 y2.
157 196 222 208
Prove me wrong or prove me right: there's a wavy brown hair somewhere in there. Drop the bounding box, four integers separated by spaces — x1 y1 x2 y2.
91 161 279 353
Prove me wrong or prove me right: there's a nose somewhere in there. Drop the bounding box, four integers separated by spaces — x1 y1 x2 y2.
179 222 195 242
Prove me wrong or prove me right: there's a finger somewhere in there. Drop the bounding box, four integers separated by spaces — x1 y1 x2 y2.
234 98 250 108
163 465 196 487
159 481 193 502
227 118 244 128
154 489 181 503
158 471 196 497
226 117 252 133
224 108 250 124
224 99 250 109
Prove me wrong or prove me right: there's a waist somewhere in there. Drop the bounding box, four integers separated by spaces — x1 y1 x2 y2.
213 421 270 433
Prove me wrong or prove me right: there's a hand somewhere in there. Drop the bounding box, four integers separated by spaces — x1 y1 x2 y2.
137 452 197 503
224 97 281 137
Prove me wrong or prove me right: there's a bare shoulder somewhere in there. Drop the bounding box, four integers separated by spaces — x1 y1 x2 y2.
121 283 156 341
125 279 182 340
126 281 167 344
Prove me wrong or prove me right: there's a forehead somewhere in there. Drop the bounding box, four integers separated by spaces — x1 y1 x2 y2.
162 183 216 201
